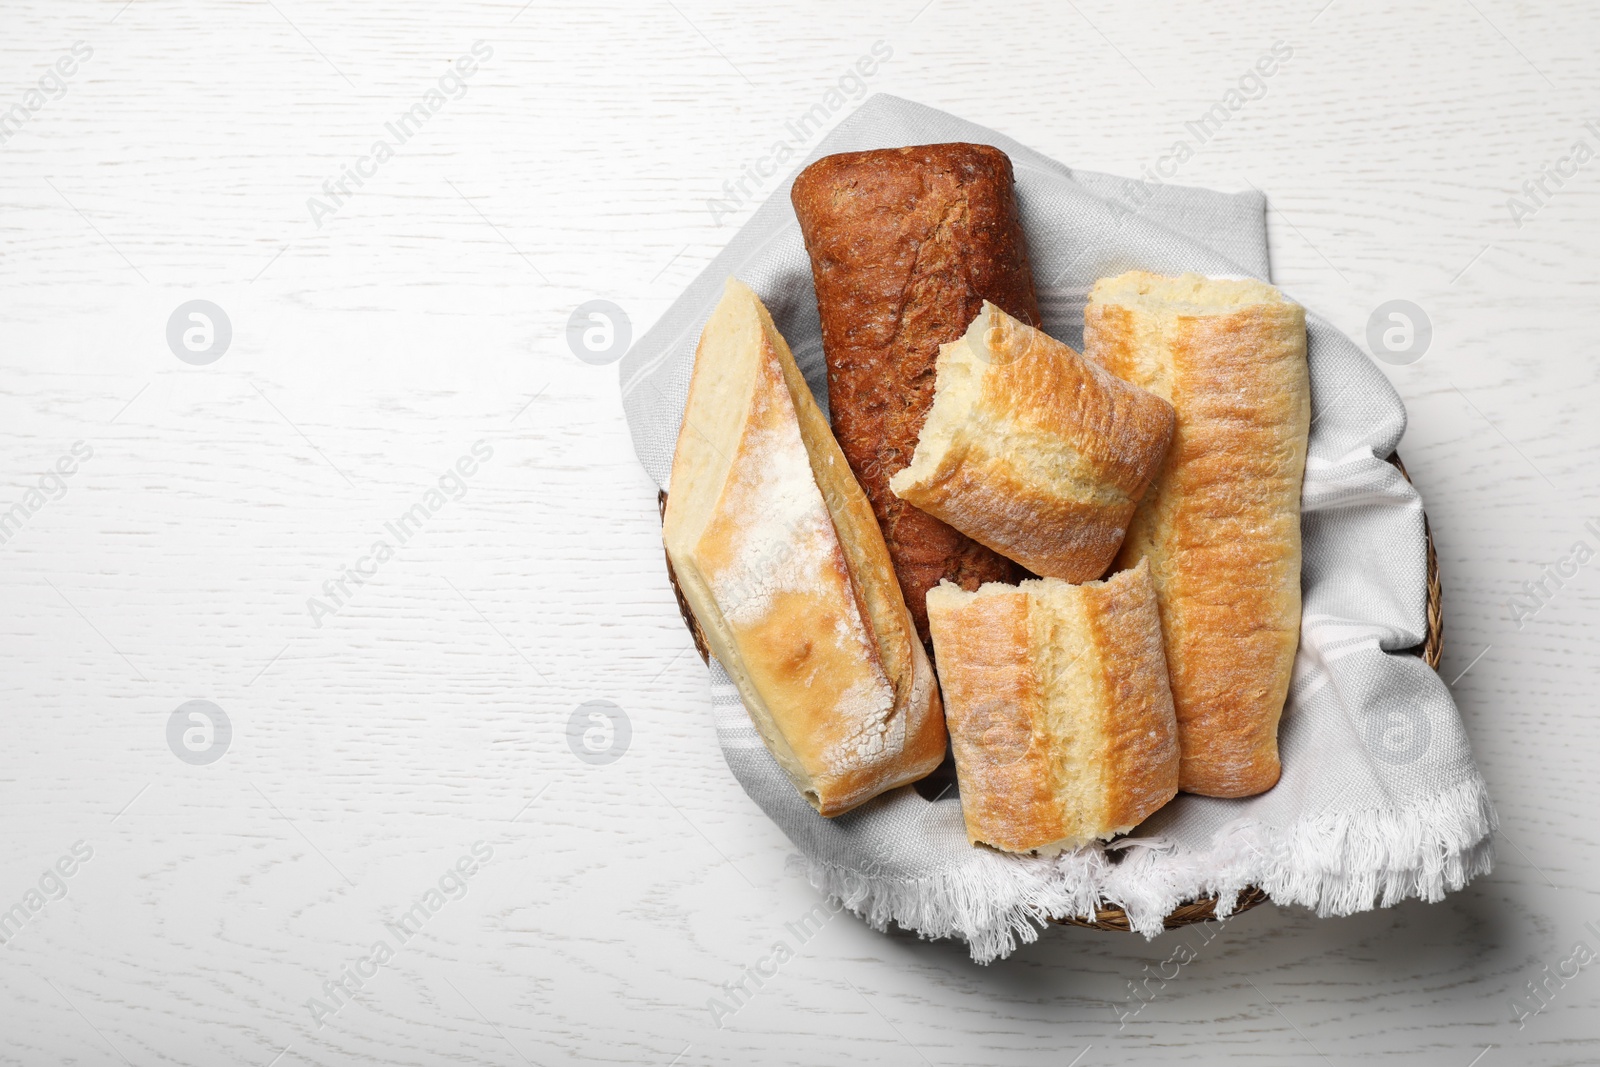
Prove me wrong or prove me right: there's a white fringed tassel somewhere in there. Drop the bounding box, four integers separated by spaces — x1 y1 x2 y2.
807 772 1496 961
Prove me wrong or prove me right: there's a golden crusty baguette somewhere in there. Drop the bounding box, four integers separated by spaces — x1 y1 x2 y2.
662 278 945 816
889 301 1175 582
1084 271 1309 799
925 561 1179 854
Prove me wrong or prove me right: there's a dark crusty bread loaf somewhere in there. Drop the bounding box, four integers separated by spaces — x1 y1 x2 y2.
791 143 1041 644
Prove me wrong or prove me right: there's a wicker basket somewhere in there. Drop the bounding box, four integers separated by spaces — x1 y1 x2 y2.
658 452 1443 931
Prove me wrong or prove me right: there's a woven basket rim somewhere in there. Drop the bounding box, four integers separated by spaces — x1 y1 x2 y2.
658 451 1443 932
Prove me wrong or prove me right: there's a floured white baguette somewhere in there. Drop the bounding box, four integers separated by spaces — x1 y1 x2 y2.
1084 271 1309 799
925 561 1179 854
663 278 946 817
889 302 1174 583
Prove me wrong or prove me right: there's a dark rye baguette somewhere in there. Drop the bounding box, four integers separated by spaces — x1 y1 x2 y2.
791 143 1041 644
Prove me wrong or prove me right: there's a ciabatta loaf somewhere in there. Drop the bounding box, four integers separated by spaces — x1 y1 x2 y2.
1084 272 1309 798
662 278 945 816
925 562 1179 854
890 302 1175 582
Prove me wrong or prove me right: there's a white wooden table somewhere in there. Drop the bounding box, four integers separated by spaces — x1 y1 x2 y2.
3 1 1597 1063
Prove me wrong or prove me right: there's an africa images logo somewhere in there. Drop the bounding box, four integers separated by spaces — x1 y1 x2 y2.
305 440 494 627
307 41 494 228
0 41 92 147
0 441 94 549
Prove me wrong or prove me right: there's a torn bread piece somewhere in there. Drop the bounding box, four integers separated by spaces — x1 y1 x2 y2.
1084 272 1308 799
925 561 1179 853
890 301 1175 583
663 278 946 817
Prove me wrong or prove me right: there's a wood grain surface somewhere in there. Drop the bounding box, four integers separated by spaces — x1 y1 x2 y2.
2 1 1597 1064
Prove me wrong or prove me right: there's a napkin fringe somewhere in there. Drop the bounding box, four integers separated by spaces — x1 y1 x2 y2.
802 845 1109 966
807 773 1496 960
1102 773 1498 938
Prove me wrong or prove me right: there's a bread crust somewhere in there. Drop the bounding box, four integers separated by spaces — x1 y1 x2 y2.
791 143 1040 644
1084 272 1309 798
1078 565 1184 828
663 279 946 816
890 302 1175 581
924 585 1055 850
926 562 1179 853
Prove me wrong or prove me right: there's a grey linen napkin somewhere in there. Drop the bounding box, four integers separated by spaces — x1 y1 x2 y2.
620 94 1495 963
